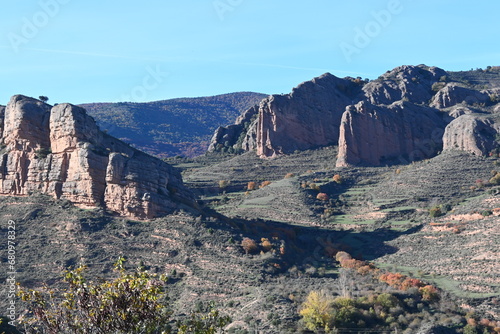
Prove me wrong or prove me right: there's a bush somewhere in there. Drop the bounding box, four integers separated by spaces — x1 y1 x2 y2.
419 285 440 302
481 210 493 217
260 181 272 188
241 237 259 254
335 251 352 262
218 180 230 190
316 193 329 201
489 173 500 185
309 183 320 191
260 238 273 252
35 147 52 159
429 206 443 218
333 174 343 184
247 181 257 191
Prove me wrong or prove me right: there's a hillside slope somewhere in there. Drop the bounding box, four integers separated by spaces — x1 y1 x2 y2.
80 92 267 158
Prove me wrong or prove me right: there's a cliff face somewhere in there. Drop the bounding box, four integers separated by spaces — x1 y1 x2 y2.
336 101 446 166
256 74 361 157
0 95 192 219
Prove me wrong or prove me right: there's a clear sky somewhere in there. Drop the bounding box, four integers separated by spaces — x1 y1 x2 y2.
1 0 499 105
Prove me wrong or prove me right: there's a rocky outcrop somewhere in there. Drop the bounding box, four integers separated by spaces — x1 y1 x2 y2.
448 105 473 118
430 84 490 109
0 95 192 219
336 101 447 167
363 65 446 105
256 73 360 157
208 105 259 153
442 115 499 156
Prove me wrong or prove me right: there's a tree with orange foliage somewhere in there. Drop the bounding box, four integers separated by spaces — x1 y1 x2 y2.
241 237 259 254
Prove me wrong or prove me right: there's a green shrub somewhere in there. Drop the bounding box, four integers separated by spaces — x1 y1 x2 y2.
429 206 443 218
481 210 493 217
35 147 52 159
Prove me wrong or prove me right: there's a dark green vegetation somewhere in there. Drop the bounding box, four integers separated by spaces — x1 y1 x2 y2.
80 92 266 158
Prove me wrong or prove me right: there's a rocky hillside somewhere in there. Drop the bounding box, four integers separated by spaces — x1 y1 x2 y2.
210 65 500 166
80 92 267 158
0 95 193 219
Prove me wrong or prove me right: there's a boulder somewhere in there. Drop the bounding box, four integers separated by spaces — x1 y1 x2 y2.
442 114 499 156
430 84 490 109
0 95 192 219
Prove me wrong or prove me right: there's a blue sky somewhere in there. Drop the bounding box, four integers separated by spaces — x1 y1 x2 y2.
1 0 499 104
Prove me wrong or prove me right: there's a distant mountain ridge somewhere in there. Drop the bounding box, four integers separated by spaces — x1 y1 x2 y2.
80 92 267 158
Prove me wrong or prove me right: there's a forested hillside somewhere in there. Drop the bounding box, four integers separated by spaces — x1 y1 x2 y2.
80 92 266 157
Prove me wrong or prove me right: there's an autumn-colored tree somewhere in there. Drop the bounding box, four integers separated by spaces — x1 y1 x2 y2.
333 174 343 184
241 237 259 254
316 193 329 201
299 290 335 332
339 258 366 270
335 251 352 262
247 181 257 190
260 238 273 252
419 285 440 302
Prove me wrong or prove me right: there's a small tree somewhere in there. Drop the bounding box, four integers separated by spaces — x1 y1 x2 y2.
299 290 335 332
332 174 343 184
316 193 329 201
218 180 230 190
39 96 49 103
19 257 172 333
241 237 259 254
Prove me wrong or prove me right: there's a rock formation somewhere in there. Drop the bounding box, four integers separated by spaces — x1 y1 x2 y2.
442 115 499 156
0 95 192 219
336 101 446 166
209 65 500 166
363 65 446 105
208 105 259 153
430 84 490 109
